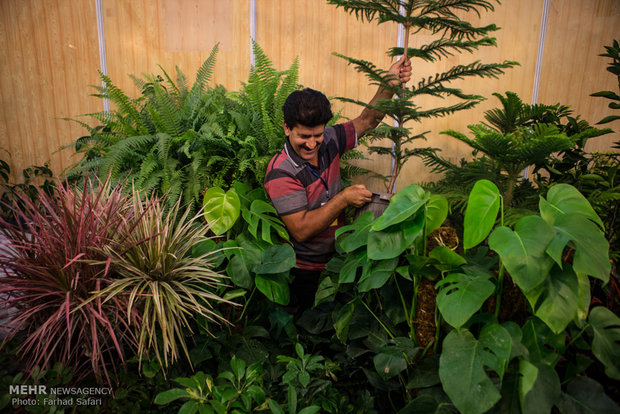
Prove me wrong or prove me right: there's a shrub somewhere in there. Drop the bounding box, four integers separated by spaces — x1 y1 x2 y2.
91 191 234 371
0 178 138 385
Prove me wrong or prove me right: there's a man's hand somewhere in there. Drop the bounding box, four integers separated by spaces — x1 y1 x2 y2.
279 184 372 242
387 58 412 87
340 184 373 208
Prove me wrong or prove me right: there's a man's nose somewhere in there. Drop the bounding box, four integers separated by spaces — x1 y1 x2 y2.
306 139 317 149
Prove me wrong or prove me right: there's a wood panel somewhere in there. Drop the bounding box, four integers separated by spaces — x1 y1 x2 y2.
538 0 620 152
102 0 250 97
0 0 618 189
0 0 101 182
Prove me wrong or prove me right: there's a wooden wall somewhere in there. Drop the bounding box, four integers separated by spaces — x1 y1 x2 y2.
0 0 618 190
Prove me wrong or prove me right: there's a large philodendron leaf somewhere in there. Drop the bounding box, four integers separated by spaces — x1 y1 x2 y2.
547 214 610 282
425 194 449 235
243 200 290 244
518 360 561 414
436 271 496 328
202 187 241 235
589 306 620 380
523 264 579 334
556 376 620 414
358 257 398 292
254 273 289 305
372 184 428 231
439 326 511 414
253 243 296 274
540 183 603 228
367 210 425 260
464 180 501 249
338 249 368 284
488 215 555 292
335 211 374 253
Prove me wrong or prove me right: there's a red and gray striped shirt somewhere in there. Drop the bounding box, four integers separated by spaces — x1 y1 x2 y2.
265 121 357 270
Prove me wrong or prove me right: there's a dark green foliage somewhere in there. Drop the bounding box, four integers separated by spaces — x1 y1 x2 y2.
425 91 612 211
65 42 300 212
329 0 517 192
591 39 620 125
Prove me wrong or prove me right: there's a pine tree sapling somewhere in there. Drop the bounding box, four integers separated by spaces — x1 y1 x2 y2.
328 0 517 193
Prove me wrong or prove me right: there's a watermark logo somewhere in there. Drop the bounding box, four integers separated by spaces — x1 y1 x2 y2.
7 384 114 408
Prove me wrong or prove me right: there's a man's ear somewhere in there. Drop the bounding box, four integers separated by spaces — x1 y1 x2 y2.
283 121 291 137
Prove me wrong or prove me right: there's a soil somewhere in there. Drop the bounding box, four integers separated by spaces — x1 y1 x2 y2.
414 227 460 349
415 277 437 350
425 226 459 253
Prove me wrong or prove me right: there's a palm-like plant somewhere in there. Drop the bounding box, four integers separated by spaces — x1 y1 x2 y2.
328 0 517 192
0 178 138 385
92 192 234 371
426 91 612 208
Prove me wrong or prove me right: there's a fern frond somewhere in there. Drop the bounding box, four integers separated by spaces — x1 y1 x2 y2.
192 42 219 95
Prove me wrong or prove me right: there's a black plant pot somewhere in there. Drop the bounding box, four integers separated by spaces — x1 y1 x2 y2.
355 192 392 220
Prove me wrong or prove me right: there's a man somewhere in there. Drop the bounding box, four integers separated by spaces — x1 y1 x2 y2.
264 59 412 310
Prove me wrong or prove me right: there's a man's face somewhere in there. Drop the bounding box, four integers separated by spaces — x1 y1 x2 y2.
284 122 325 165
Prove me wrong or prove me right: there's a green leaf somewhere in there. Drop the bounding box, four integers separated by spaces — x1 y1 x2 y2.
268 399 285 414
425 194 449 235
333 301 355 343
367 211 425 260
179 400 200 414
589 306 620 380
428 246 466 267
464 180 501 249
488 215 555 292
203 187 241 235
358 258 398 291
519 360 561 414
551 214 610 282
226 255 253 289
439 329 501 414
479 323 512 380
436 272 495 328
338 249 368 284
298 407 321 414
243 199 289 244
255 273 290 305
556 376 620 414
373 185 429 231
540 183 603 228
253 243 296 274
336 211 374 252
154 388 190 405
524 264 579 334
522 318 563 366
374 351 407 380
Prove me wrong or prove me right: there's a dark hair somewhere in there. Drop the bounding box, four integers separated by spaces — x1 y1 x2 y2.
282 88 333 129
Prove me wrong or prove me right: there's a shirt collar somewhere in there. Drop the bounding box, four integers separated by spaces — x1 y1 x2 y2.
284 138 325 169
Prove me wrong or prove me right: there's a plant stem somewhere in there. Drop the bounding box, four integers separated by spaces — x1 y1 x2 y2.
495 262 505 318
361 298 395 340
394 276 412 331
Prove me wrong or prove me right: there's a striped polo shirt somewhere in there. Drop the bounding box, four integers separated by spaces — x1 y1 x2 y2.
265 121 357 270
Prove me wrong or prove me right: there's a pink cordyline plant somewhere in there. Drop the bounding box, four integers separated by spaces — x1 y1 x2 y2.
0 178 140 385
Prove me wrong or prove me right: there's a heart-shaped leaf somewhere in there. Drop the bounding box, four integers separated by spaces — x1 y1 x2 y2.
488 215 555 292
464 180 501 249
203 187 241 235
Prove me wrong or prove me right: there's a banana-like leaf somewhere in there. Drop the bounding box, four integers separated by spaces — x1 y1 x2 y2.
464 180 501 249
